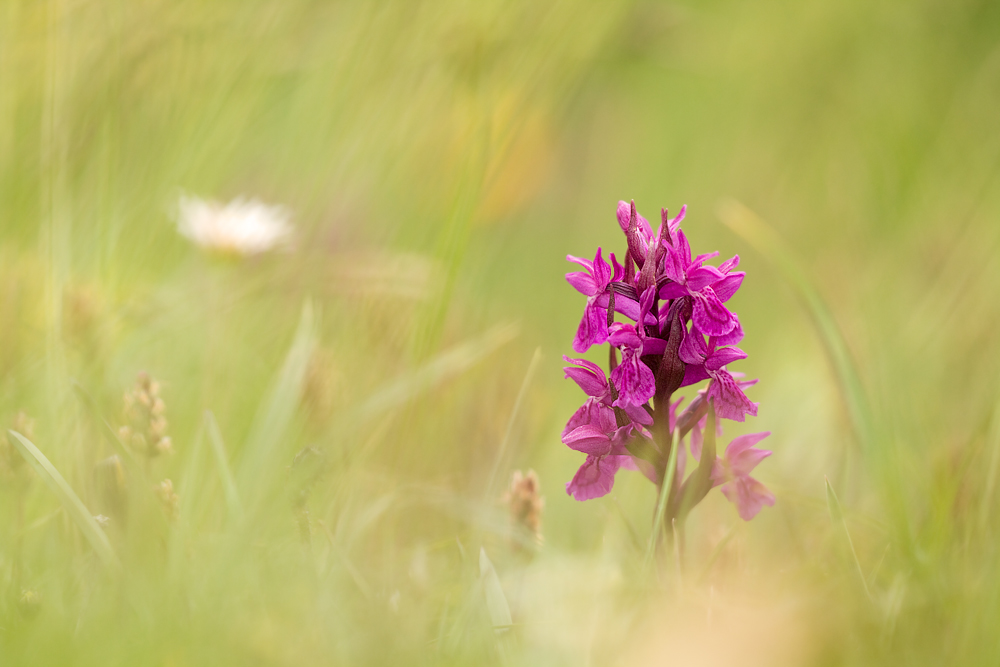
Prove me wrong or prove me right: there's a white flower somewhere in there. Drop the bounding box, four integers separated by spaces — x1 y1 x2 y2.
176 194 293 256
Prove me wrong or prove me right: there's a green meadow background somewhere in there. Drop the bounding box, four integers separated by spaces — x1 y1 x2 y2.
3 0 1000 664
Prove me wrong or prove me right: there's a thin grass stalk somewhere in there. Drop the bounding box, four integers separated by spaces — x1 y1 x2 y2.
484 347 542 502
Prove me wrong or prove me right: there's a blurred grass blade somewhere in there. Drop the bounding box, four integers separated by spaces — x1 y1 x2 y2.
8 430 118 570
826 477 872 602
353 323 519 426
825 476 845 521
717 199 873 449
484 346 542 502
236 299 317 507
698 523 739 583
978 396 1000 530
205 410 243 521
479 547 512 632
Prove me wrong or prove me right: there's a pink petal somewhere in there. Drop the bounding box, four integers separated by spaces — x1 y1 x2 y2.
607 323 642 349
718 254 740 273
686 265 725 292
562 355 605 378
591 248 612 288
679 326 709 365
676 230 693 267
673 438 687 484
658 282 687 300
690 251 721 270
730 446 772 477
562 424 614 455
616 201 631 231
690 421 703 460
661 247 687 284
680 363 711 387
641 337 668 357
566 271 599 296
705 345 747 371
725 431 771 458
565 254 594 272
667 204 686 234
611 354 656 408
721 476 775 520
566 455 621 501
572 302 609 353
608 292 643 322
563 400 612 437
610 253 624 281
616 454 639 471
563 400 594 438
638 286 657 321
668 396 685 432
624 403 654 425
563 362 609 398
713 316 744 346
713 272 745 303
707 372 758 422
691 287 736 337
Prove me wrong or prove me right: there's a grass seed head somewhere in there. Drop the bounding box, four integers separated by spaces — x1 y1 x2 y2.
121 372 172 458
504 469 544 549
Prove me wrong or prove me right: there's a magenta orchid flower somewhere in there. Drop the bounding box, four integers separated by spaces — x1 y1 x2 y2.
560 199 772 523
566 450 637 501
659 230 743 338
710 431 774 520
562 392 641 501
608 287 667 409
563 356 652 427
566 247 618 353
678 326 758 422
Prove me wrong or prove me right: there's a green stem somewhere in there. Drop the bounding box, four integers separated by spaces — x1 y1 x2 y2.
643 428 680 571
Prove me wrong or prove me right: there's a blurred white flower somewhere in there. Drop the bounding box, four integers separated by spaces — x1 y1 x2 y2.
176 194 293 256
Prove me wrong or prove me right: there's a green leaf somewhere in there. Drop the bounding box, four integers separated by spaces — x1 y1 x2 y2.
8 430 119 570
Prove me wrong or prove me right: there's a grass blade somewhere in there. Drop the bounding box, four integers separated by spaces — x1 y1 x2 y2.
484 346 542 502
236 299 317 511
8 430 119 570
479 547 513 631
352 323 519 426
826 477 872 602
205 409 243 521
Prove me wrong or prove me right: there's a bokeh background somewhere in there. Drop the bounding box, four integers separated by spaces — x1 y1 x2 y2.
3 0 1000 664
